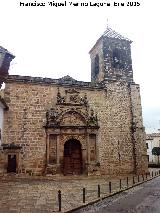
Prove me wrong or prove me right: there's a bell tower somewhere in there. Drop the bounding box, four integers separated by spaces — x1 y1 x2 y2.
89 27 133 83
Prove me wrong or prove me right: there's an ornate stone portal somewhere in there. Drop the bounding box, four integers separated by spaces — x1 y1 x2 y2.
44 88 99 175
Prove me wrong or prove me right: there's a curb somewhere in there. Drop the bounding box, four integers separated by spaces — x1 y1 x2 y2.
65 174 160 213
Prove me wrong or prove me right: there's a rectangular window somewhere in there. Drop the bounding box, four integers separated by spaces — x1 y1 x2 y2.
146 143 149 149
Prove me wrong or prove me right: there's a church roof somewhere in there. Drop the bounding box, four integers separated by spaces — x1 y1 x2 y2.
0 46 15 57
89 26 132 53
102 27 132 42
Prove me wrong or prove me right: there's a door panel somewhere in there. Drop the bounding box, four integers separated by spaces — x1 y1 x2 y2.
64 140 82 175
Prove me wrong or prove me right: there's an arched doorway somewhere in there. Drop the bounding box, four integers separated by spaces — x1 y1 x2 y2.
63 139 82 175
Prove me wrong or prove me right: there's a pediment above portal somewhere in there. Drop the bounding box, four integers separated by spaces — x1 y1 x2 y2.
44 87 99 128
45 107 88 127
60 110 86 126
45 105 99 129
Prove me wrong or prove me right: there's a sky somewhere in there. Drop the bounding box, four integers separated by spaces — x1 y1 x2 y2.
0 0 160 133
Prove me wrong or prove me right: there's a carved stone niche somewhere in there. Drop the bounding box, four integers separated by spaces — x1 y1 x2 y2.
87 109 98 127
65 88 80 104
57 88 65 104
60 111 86 126
46 108 59 127
56 88 88 106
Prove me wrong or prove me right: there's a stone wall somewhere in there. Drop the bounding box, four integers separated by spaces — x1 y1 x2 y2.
0 103 4 145
94 81 135 174
90 39 104 82
130 84 148 173
0 91 7 145
1 75 147 175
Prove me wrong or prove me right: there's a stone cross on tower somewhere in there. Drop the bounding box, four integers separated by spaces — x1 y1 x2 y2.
106 18 109 28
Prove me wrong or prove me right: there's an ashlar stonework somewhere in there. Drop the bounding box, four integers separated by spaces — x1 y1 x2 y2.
0 27 148 176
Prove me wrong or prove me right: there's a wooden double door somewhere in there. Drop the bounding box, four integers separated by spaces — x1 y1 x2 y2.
64 139 82 175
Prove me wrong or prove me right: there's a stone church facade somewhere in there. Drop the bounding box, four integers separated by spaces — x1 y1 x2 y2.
0 27 148 176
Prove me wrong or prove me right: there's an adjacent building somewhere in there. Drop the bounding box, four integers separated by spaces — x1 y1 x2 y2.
146 131 160 164
0 95 8 144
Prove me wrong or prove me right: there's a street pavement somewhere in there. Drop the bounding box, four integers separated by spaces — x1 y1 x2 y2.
0 169 159 213
73 176 160 213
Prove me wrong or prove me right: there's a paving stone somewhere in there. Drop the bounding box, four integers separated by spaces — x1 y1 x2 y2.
0 170 156 212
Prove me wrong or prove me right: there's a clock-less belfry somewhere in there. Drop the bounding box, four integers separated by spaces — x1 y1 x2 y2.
90 27 133 83
0 26 148 176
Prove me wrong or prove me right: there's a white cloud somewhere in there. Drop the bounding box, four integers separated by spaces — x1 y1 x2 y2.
1 0 160 132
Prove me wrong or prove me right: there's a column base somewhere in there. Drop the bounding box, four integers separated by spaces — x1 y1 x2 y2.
86 163 101 176
45 164 61 175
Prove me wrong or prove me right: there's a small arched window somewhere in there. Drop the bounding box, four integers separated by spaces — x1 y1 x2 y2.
94 54 99 77
112 48 125 69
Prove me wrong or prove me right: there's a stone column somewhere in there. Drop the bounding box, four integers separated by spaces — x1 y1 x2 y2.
86 131 91 175
46 133 49 165
56 135 60 165
95 133 99 163
87 133 90 164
